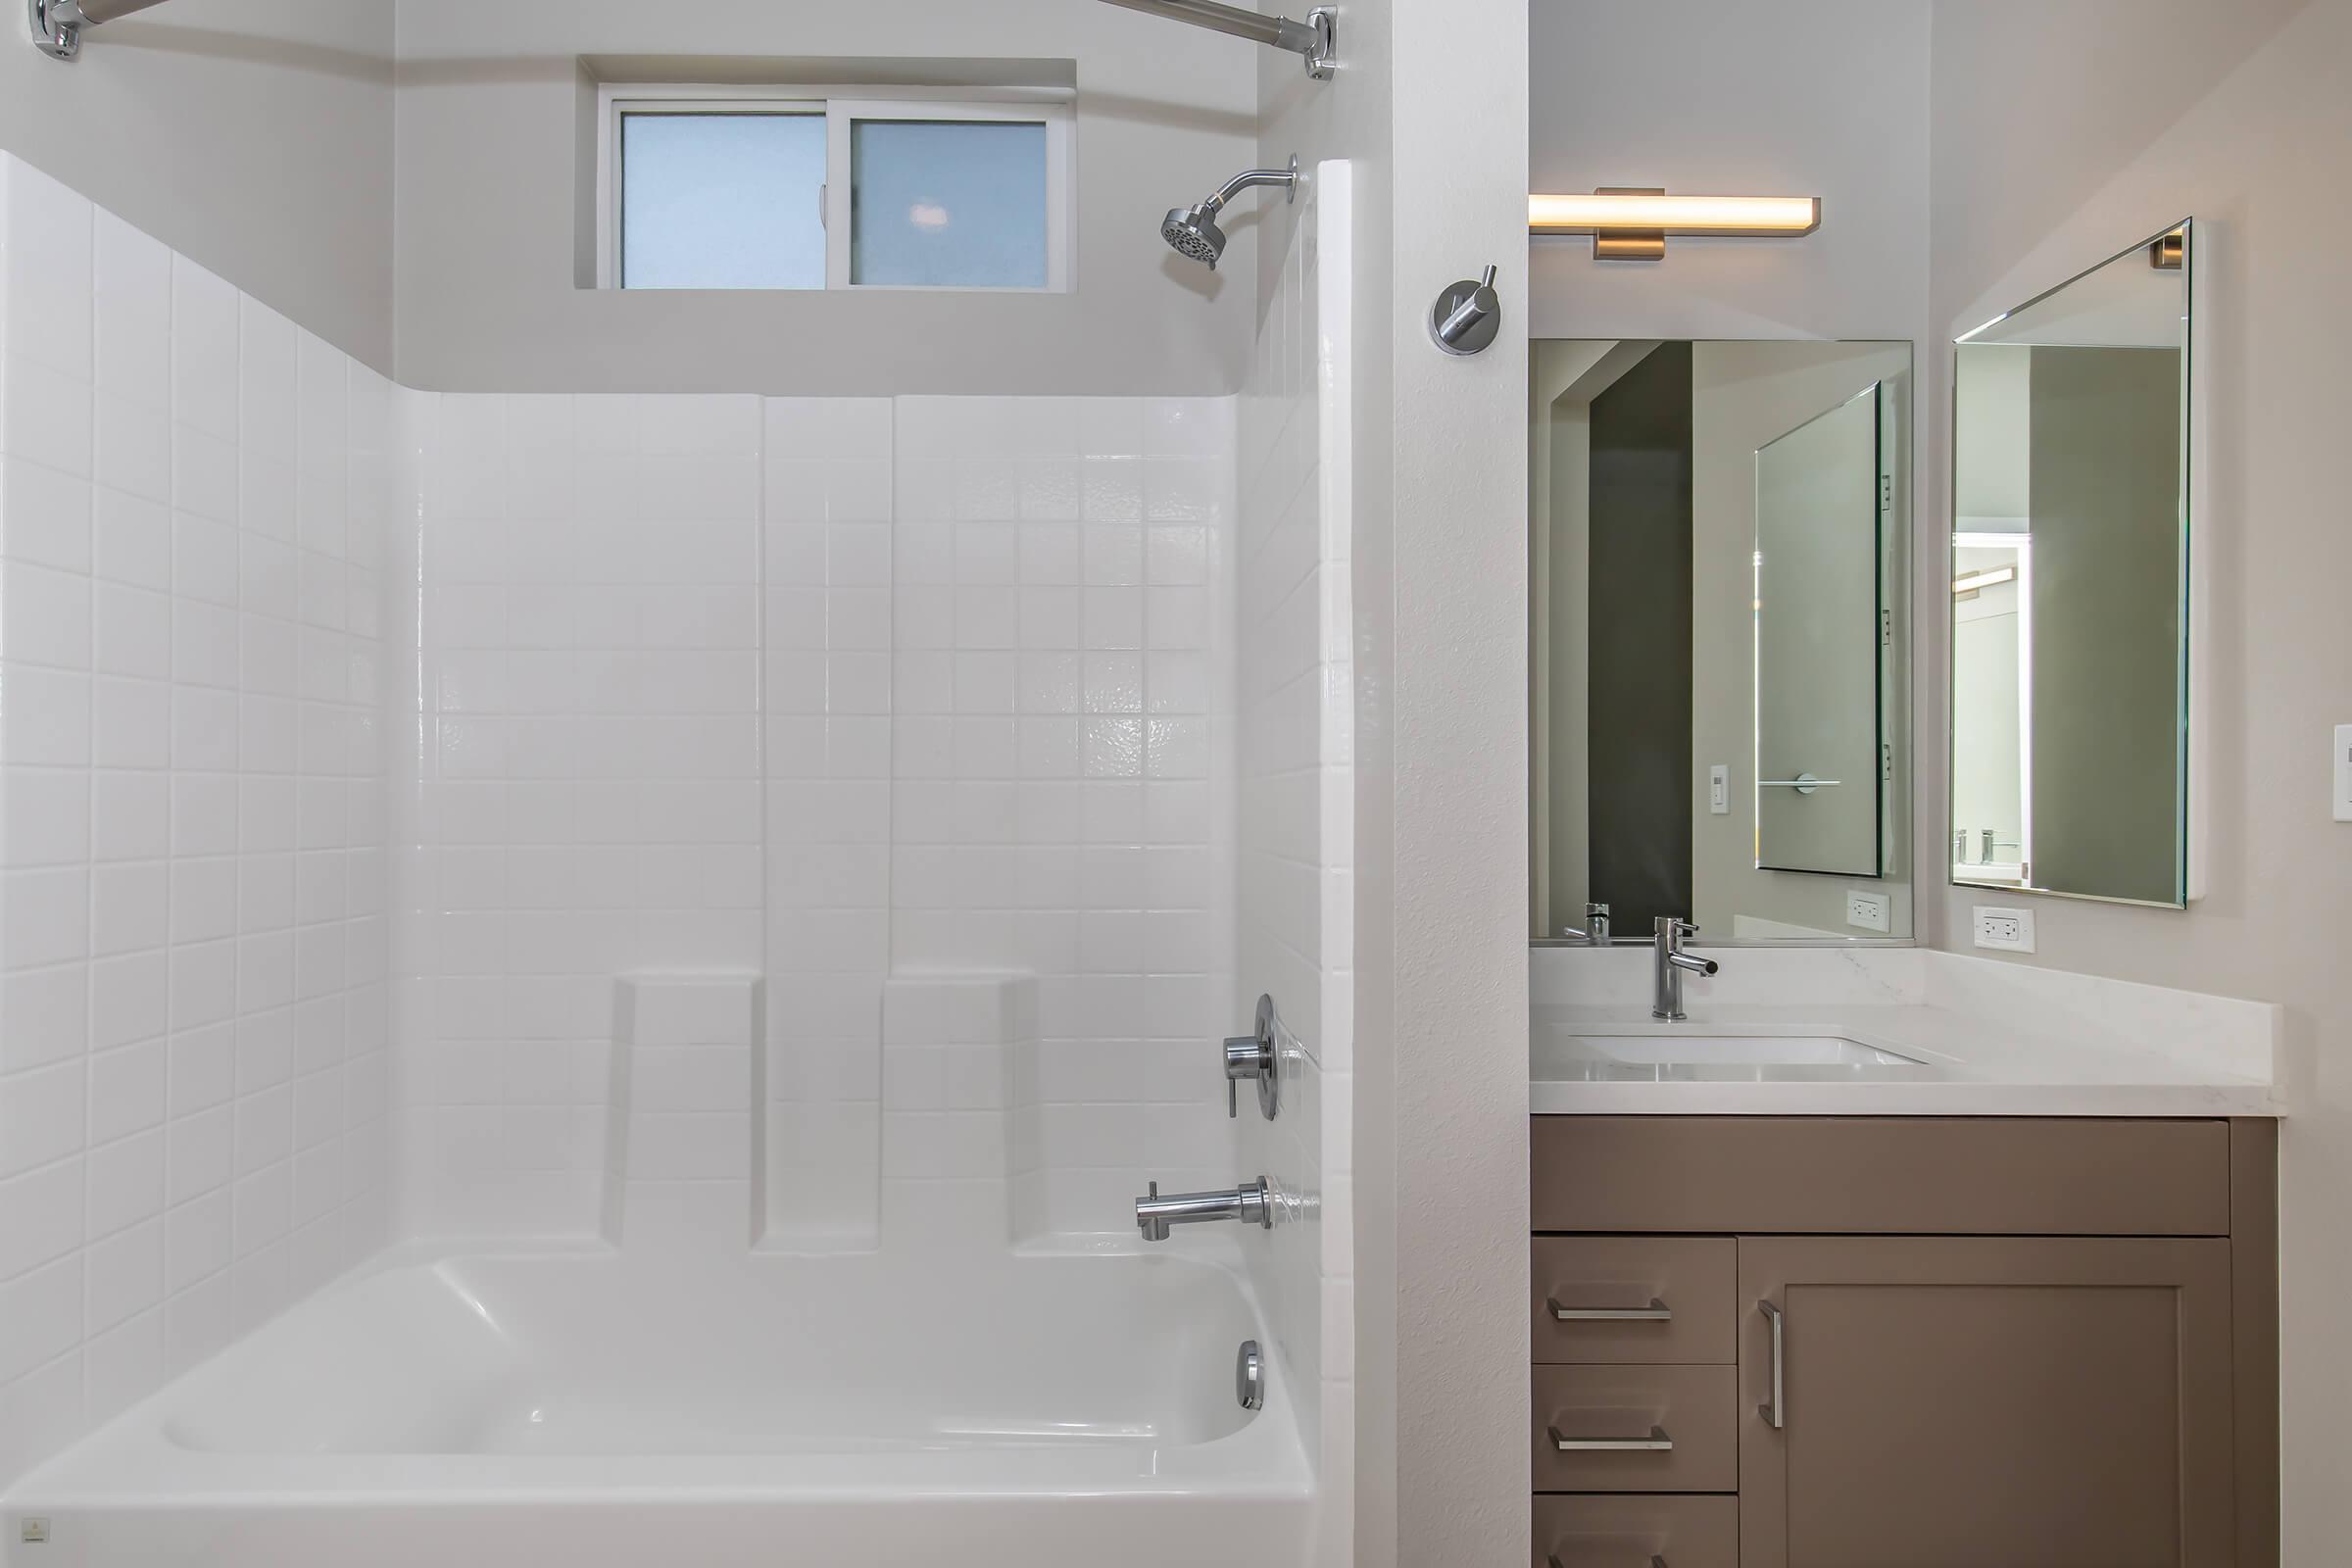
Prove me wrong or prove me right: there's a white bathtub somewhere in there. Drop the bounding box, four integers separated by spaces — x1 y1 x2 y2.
2 1241 1310 1567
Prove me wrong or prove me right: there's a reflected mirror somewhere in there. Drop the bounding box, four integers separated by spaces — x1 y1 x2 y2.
1950 221 2192 907
1531 340 1914 945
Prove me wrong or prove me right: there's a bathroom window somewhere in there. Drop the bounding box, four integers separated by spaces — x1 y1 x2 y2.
598 86 1073 292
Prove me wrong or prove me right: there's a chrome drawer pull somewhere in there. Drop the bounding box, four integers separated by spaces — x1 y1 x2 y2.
1547 1424 1673 1452
1759 1298 1787 1430
1546 1557 1667 1568
1548 1296 1671 1323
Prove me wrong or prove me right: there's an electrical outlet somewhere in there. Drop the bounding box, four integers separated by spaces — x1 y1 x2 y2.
2335 724 2352 823
1845 889 1890 933
1974 906 2035 954
1709 764 1730 815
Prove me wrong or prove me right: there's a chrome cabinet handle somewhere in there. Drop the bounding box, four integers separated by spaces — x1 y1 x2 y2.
1547 1556 1667 1568
1547 1296 1671 1322
1759 1299 1786 1430
1758 777 1842 789
1548 1424 1673 1452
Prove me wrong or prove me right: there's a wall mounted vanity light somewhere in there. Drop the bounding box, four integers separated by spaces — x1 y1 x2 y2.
1529 188 1823 261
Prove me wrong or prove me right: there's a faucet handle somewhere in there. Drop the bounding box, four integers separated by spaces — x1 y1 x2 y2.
1223 995 1282 1121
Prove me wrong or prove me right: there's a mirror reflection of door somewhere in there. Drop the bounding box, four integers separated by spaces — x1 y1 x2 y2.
1754 383 1889 879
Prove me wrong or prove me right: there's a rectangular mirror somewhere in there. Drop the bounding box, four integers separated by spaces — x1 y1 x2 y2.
1950 221 2192 907
1531 340 1914 945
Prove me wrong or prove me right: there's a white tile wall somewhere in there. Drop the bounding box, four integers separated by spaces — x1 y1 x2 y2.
1235 163 1355 1568
878 971 1035 1248
0 153 393 1486
606 975 763 1254
760 397 895 1248
394 392 766 1237
892 397 1237 1241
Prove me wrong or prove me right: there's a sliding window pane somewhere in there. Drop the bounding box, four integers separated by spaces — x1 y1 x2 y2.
851 120 1049 288
621 113 825 289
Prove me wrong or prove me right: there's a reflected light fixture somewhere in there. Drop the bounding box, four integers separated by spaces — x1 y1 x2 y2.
1529 188 1822 261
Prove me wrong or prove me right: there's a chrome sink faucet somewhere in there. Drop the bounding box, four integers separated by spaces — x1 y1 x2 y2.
1652 916 1720 1021
1561 902 1611 946
1135 1178 1274 1242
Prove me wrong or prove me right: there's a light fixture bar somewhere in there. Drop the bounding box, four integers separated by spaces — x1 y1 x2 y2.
1530 191 1821 261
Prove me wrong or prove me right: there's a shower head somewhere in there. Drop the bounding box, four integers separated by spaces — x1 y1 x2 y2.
1159 156 1300 270
1162 203 1231 269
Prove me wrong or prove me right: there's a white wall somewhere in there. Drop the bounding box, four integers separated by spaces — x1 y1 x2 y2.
1386 3 1533 1564
0 0 394 371
0 155 395 1484
392 0 1260 396
1922 2 2345 1554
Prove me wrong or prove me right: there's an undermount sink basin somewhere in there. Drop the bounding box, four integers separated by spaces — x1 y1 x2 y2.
1568 1035 1926 1068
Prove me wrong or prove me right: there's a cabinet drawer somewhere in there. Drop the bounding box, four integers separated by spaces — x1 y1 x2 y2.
1534 1494 1738 1568
1533 1237 1735 1364
1532 1116 2230 1236
1533 1364 1737 1494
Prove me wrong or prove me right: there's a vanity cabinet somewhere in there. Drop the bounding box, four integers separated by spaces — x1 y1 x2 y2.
1530 1117 2278 1568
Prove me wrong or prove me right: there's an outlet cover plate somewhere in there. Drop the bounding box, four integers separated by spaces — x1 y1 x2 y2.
1845 889 1891 933
1974 906 2035 954
1709 764 1730 815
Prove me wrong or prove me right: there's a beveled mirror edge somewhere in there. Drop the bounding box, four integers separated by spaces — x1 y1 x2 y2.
1945 219 2197 911
1530 336 1921 950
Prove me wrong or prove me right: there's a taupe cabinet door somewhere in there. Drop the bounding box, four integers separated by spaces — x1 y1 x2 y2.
1740 1236 2234 1568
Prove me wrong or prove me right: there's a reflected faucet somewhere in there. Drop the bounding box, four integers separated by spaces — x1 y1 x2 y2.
1561 902 1611 946
1652 916 1719 1021
1135 1178 1274 1242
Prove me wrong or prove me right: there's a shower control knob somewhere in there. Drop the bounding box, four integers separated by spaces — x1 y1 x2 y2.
1223 994 1282 1121
1431 266 1503 356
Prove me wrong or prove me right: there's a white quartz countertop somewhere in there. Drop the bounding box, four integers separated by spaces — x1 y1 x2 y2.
1530 948 2287 1118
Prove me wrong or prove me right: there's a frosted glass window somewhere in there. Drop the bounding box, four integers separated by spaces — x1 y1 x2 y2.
851 120 1049 289
621 113 825 290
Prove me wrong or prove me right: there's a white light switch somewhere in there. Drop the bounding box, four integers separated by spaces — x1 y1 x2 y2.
1709 764 1730 815
2336 725 2352 822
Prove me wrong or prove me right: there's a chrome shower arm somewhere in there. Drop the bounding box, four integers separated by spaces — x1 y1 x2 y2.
1205 165 1302 214
30 0 174 59
1094 0 1336 79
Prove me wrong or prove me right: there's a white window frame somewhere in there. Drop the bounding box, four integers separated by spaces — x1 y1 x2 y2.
596 83 1075 294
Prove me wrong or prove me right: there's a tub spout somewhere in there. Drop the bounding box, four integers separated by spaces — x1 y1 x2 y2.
1135 1177 1274 1242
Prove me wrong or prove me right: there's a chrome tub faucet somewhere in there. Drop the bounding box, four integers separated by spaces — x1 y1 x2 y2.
1135 1178 1274 1242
